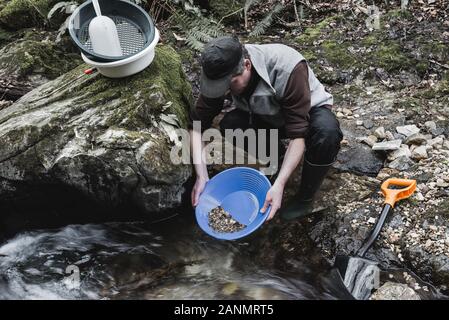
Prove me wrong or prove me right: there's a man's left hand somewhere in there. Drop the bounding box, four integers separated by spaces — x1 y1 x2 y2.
260 183 284 221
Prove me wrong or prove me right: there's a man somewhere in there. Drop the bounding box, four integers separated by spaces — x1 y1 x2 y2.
189 36 343 220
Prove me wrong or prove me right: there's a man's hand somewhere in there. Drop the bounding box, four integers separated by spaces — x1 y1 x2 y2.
260 183 284 220
191 176 209 207
260 138 305 221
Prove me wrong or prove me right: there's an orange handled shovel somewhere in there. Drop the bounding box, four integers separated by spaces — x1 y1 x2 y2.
334 178 416 300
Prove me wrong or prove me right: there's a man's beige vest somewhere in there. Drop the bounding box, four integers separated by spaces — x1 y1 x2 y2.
232 44 333 127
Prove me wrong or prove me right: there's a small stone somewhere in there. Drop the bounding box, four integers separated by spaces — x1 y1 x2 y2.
337 112 344 118
356 120 364 126
222 283 239 296
388 156 415 171
425 239 433 248
404 133 427 146
424 121 437 131
415 192 425 201
428 136 444 149
363 119 374 129
377 168 399 180
394 133 407 141
370 282 420 300
388 145 411 161
389 233 400 243
431 127 445 137
419 184 429 194
436 179 449 188
373 126 386 139
385 131 395 141
368 217 376 224
372 139 402 151
443 140 449 150
396 125 420 137
357 135 378 147
342 108 352 116
411 145 428 160
208 206 246 233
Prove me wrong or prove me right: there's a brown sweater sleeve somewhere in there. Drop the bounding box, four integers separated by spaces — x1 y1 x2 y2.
281 61 311 139
188 94 224 132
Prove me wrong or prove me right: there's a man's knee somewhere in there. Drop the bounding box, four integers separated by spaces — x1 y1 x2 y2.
219 110 249 135
318 126 343 148
306 108 343 164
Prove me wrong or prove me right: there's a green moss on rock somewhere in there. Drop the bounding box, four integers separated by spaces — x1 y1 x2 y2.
371 42 413 72
383 9 414 21
0 0 59 30
322 40 356 69
0 33 82 78
71 45 193 130
296 16 336 47
0 26 15 46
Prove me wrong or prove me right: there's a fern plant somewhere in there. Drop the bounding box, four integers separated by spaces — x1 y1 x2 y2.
173 12 226 51
249 3 285 37
244 0 261 30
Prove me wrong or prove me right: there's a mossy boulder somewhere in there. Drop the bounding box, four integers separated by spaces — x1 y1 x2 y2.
0 0 61 30
0 26 16 47
0 30 82 100
0 44 193 215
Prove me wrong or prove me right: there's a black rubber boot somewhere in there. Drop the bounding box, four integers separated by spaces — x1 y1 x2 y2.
280 159 333 220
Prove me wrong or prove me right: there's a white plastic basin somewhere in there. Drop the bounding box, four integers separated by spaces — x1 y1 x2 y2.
82 28 160 78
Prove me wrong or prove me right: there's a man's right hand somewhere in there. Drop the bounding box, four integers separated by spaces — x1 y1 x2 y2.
191 176 209 207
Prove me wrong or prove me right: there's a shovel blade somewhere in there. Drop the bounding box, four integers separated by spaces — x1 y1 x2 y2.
334 255 380 300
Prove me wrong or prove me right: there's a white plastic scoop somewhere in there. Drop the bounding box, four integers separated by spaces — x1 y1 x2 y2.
89 0 123 57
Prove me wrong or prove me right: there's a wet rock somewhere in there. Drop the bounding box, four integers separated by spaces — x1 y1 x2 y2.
357 135 378 147
385 131 395 141
431 127 445 137
336 144 385 176
373 127 386 139
0 0 61 30
404 133 427 146
363 119 374 129
416 173 432 184
414 192 425 201
436 179 449 188
411 146 428 160
377 168 399 180
388 156 415 171
342 108 352 116
427 136 444 149
0 45 193 215
372 139 402 151
396 125 420 137
394 133 407 141
388 145 411 161
424 121 437 132
370 282 420 300
0 30 82 101
444 140 449 150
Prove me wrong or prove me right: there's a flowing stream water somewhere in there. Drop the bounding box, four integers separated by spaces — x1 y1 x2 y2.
0 212 355 300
